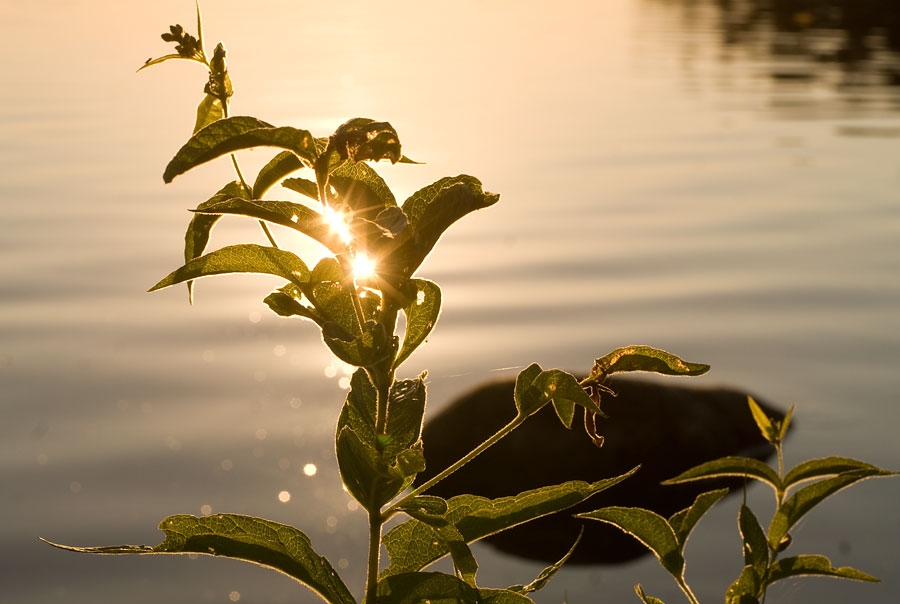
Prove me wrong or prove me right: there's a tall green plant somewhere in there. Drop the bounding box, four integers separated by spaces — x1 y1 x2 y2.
44 5 895 603
580 398 896 603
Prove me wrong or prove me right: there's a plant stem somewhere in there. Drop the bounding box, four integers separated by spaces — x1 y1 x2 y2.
221 99 278 249
677 579 701 604
385 414 527 515
364 510 383 604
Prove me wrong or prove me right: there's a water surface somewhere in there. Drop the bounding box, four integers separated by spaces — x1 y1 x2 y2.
2 1 898 602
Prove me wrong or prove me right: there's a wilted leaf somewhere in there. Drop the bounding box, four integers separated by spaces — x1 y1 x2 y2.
150 244 310 292
589 346 709 381
327 118 402 165
578 507 684 579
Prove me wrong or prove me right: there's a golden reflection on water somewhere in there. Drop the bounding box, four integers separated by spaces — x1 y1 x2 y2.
2 1 899 603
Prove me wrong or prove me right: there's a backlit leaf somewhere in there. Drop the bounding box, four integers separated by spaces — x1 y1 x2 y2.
738 504 768 579
634 585 667 604
150 244 310 292
766 554 879 584
183 180 249 303
381 468 637 577
253 151 305 199
507 528 582 594
662 456 781 492
668 488 729 548
725 565 761 604
578 507 684 579
782 457 885 491
194 94 224 133
163 117 317 183
768 469 896 551
193 196 342 253
45 514 355 604
588 346 709 381
747 396 778 444
395 279 441 369
377 572 479 604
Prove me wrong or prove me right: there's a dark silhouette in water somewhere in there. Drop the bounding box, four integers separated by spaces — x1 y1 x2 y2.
418 376 786 565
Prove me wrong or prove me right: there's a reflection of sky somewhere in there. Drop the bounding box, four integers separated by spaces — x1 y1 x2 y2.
1 1 899 602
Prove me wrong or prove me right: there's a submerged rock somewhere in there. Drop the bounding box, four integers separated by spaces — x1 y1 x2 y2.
418 376 786 564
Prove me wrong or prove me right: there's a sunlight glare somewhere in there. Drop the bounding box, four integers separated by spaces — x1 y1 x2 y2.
323 206 353 243
352 253 376 279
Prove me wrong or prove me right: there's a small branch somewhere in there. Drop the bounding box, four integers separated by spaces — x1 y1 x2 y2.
385 414 527 516
364 511 382 604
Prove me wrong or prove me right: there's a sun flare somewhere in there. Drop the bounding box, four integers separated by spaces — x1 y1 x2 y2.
323 206 352 244
351 253 377 280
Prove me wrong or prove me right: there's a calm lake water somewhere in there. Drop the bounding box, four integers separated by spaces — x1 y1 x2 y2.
2 1 898 602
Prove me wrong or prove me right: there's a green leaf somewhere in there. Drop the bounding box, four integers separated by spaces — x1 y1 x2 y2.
335 373 425 508
194 94 224 133
377 572 480 604
747 396 778 444
163 116 317 183
263 284 322 324
766 554 879 584
395 496 449 520
479 590 536 604
634 585 667 604
253 151 305 199
738 504 769 579
768 469 896 551
394 279 441 369
282 176 320 201
329 160 397 218
381 468 637 577
778 405 794 441
336 425 392 511
378 175 499 285
588 346 710 381
668 488 729 548
514 367 600 421
193 196 343 254
326 118 402 165
508 528 582 594
138 53 193 72
782 457 885 491
150 244 310 292
45 514 355 604
662 456 782 492
183 180 249 303
578 507 684 579
725 566 761 604
513 363 543 415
